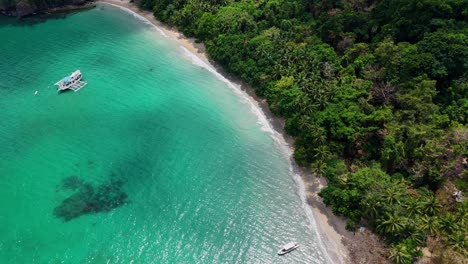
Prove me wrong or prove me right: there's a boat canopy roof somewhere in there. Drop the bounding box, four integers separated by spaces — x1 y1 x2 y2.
61 70 81 82
71 70 81 76
283 242 296 249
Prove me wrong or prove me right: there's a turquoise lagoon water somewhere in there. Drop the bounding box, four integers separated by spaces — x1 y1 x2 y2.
0 5 328 263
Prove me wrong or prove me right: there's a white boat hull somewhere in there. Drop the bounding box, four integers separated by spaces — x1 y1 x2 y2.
55 70 86 92
278 243 299 255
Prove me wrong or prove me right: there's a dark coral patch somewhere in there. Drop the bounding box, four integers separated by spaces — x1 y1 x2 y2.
54 178 128 222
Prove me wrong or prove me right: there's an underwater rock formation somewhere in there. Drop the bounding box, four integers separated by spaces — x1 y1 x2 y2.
54 178 128 222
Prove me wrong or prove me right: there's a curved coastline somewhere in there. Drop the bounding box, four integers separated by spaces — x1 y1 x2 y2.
97 0 351 263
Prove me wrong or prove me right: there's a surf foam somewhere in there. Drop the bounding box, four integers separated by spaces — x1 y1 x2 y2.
103 2 168 37
179 46 335 264
103 2 336 262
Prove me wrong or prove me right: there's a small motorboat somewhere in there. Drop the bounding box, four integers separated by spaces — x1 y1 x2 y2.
278 242 299 255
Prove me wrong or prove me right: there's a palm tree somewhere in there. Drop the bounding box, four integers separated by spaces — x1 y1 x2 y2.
297 115 311 131
439 214 457 234
421 196 441 216
313 145 331 164
454 205 467 227
308 123 327 145
299 96 318 117
362 199 380 222
382 185 404 205
362 191 385 223
408 229 426 246
419 215 440 237
446 231 467 254
377 212 405 236
389 244 412 264
312 159 327 174
404 199 422 218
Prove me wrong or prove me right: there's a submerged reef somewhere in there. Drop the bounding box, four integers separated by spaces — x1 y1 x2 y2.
54 177 128 222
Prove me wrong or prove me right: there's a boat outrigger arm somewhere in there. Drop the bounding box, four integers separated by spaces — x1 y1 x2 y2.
55 70 88 92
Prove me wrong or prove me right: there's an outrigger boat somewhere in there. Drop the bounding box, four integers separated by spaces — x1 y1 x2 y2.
55 70 87 92
278 242 299 255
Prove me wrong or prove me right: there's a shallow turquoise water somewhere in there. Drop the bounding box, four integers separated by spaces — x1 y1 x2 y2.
0 5 327 263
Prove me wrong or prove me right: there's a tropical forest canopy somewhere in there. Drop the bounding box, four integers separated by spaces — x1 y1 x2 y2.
134 0 467 263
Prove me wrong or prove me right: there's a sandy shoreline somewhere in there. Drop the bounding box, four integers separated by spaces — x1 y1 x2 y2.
97 0 351 262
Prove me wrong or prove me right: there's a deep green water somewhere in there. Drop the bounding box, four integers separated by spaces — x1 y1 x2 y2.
0 4 328 263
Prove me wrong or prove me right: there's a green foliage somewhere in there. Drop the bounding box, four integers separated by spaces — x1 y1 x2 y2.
319 164 391 223
1 0 466 261
370 0 467 43
135 0 467 261
377 212 406 236
389 243 412 264
446 231 467 254
417 30 468 82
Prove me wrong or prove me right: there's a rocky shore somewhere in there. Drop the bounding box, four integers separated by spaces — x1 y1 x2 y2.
0 0 95 17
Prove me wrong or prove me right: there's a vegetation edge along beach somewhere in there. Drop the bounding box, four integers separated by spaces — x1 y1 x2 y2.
2 0 466 263
94 1 351 263
94 1 468 263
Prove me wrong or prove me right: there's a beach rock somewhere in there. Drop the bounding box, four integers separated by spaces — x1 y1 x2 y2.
70 0 87 5
0 1 18 17
15 0 36 17
0 0 93 17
